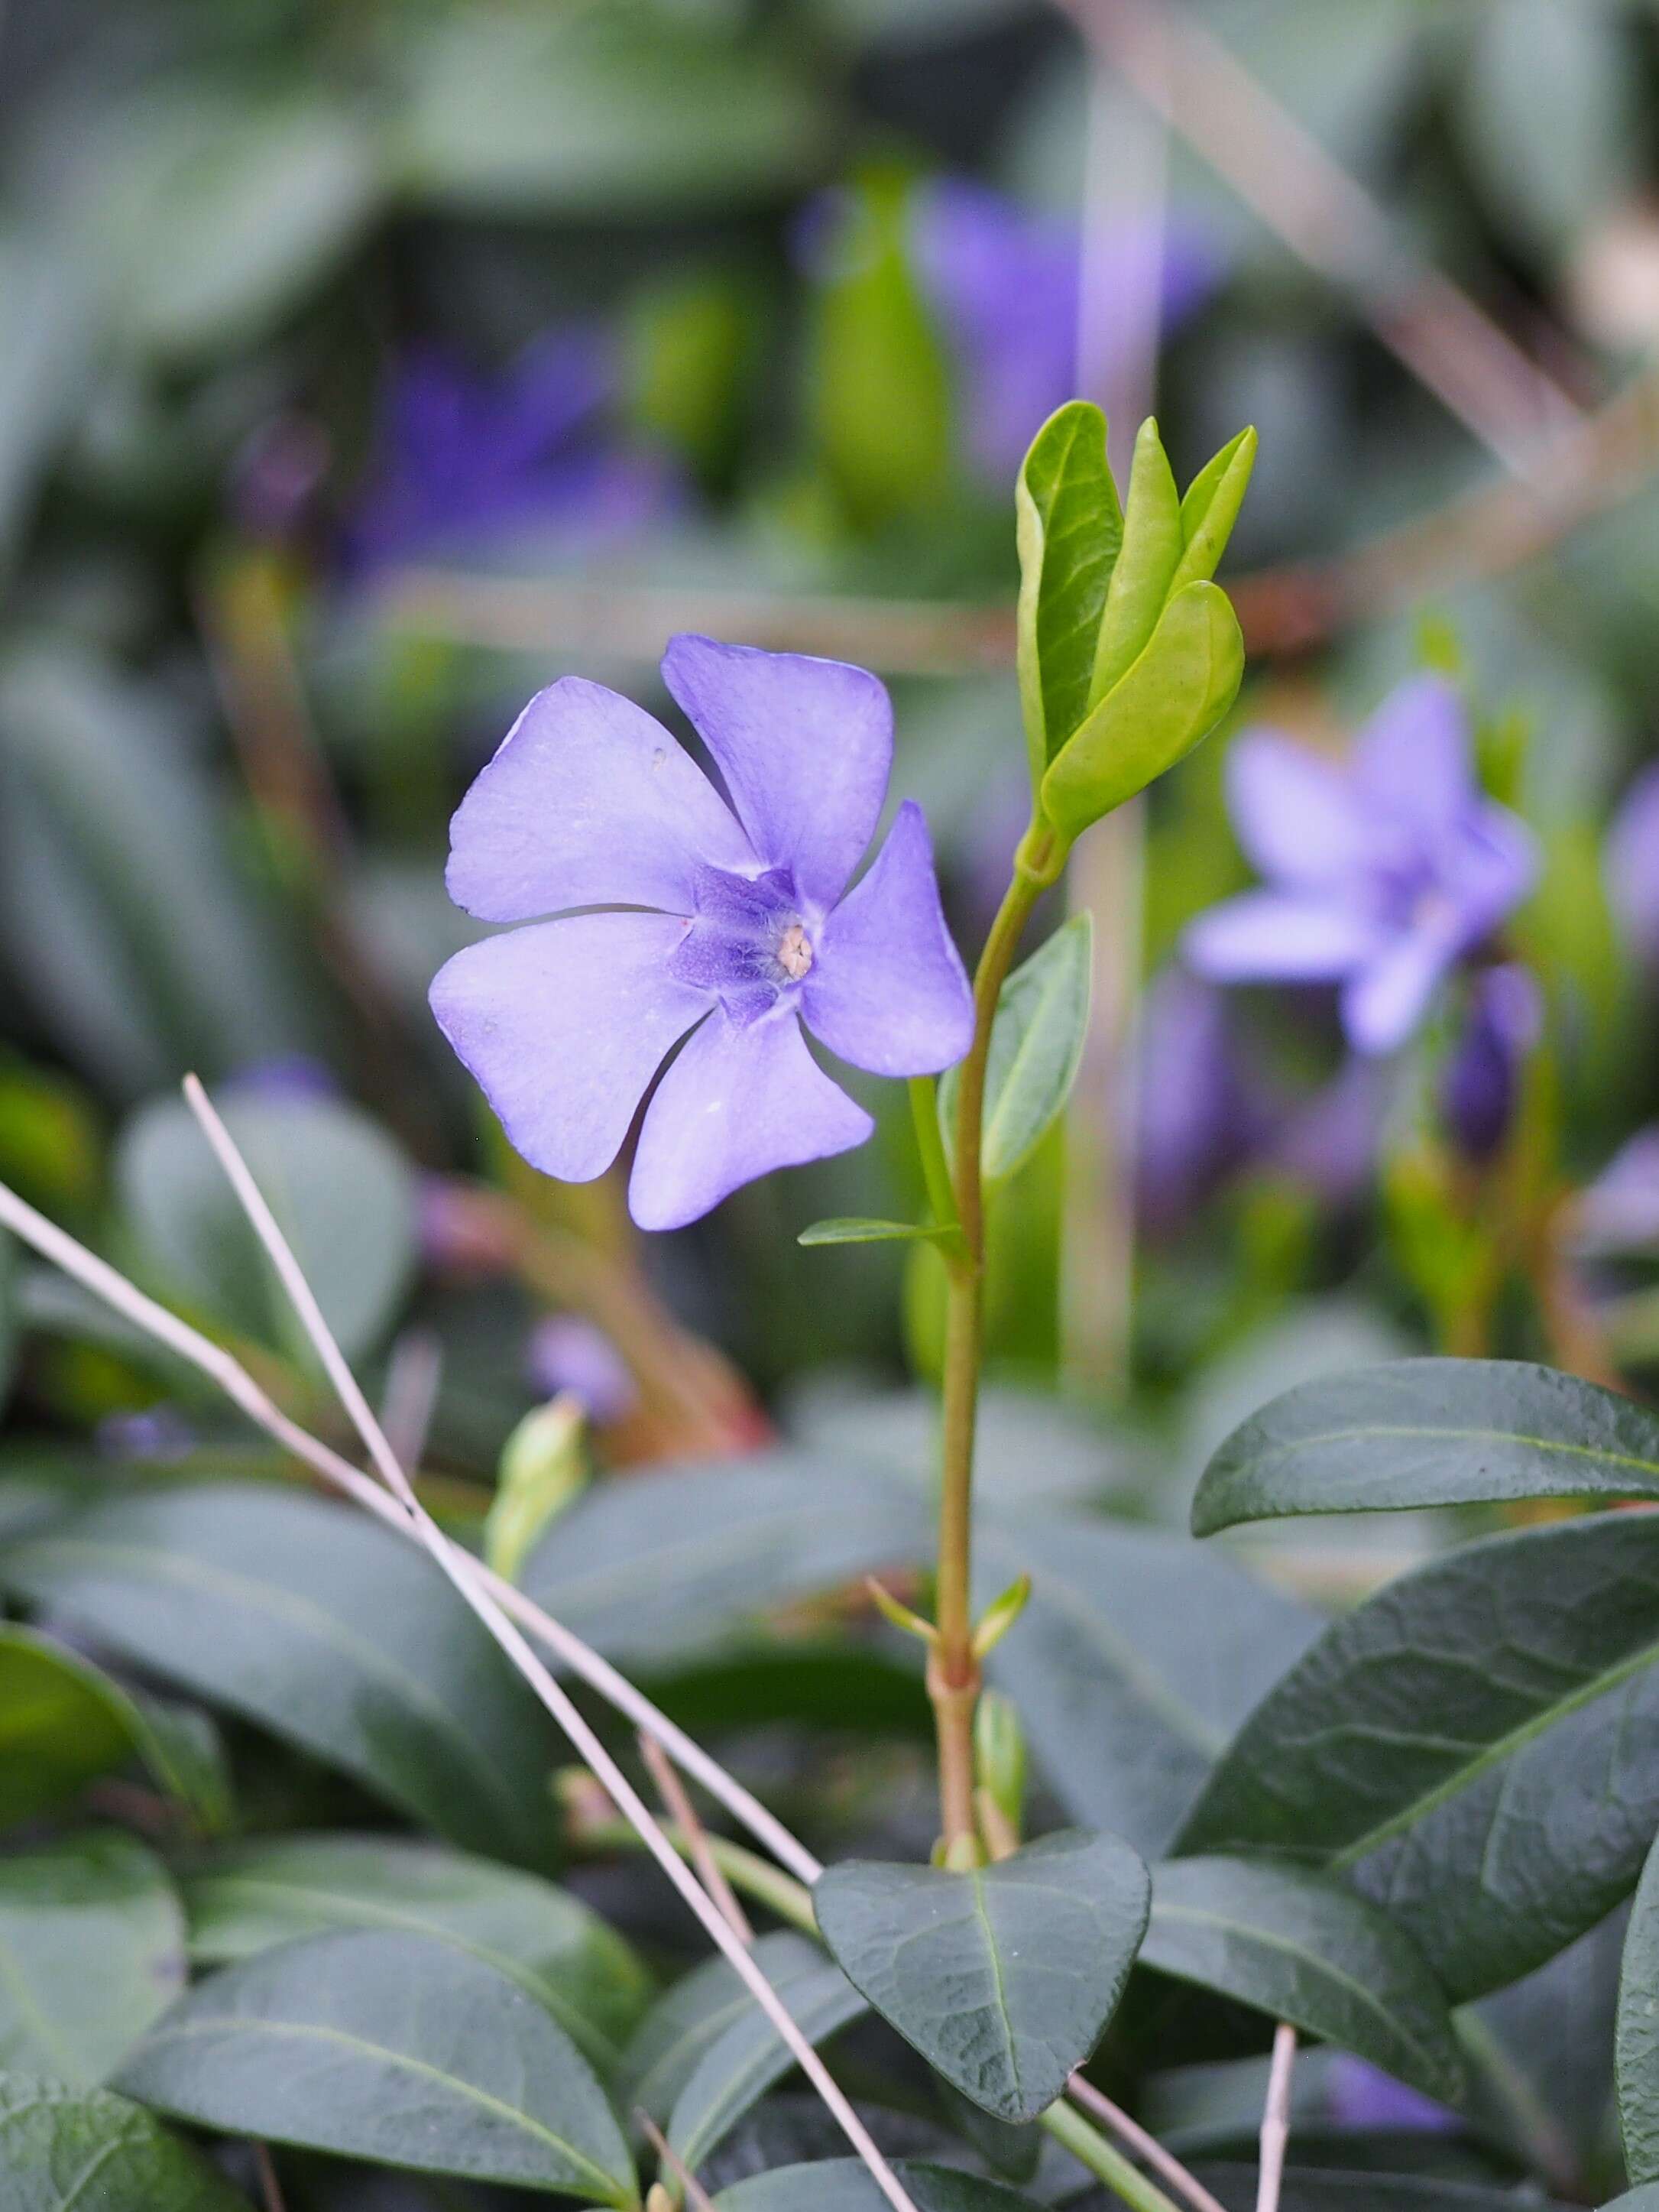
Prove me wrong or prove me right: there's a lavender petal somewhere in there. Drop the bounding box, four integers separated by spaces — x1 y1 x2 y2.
1184 890 1385 981
1226 728 1374 889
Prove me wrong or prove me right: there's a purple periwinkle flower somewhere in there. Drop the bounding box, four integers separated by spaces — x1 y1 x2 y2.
1576 1125 1659 1255
343 326 674 575
1437 963 1541 1163
910 177 1217 482
430 636 974 1231
1136 971 1265 1236
1184 676 1537 1056
1608 761 1659 969
525 1315 638 1427
1326 2055 1458 2134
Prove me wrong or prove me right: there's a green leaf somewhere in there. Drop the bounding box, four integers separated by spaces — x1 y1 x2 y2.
1015 401 1123 780
667 1935 866 2170
1169 427 1258 597
1191 1357 1659 1535
0 1230 17 1425
799 1218 954 1247
0 646 310 1098
394 12 829 216
521 1456 928 1665
977 1511 1319 1855
1619 1832 1659 2180
183 1833 651 2072
0 2073 250 2212
1140 1857 1465 2106
0 1624 228 1833
0 1484 562 1868
1608 2194 1659 2212
815 1828 1150 2123
618 1929 820 2128
1042 582 1245 837
1180 1511 1659 2000
117 1091 416 1367
115 1928 638 2205
0 234 96 575
0 1833 185 2086
1089 418 1183 709
714 2165 1045 2211
939 916 1092 1187
1186 2176 1576 2212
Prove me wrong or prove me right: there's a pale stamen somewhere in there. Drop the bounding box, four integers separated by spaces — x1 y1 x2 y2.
777 920 814 981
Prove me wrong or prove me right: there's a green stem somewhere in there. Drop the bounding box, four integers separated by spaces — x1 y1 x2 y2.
1040 2097 1183 2212
583 1817 1184 2212
908 1076 959 1237
931 820 1061 1853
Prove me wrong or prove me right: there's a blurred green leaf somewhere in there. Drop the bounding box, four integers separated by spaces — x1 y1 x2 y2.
393 11 830 215
1142 1857 1465 2106
0 235 97 572
714 2163 1045 2210
116 1091 416 1366
1042 582 1245 835
486 1397 590 1587
0 1832 184 2085
521 1456 928 1665
0 645 310 1098
89 89 383 359
799 1218 952 1247
816 1830 1150 2123
0 1484 563 1868
1015 402 1123 779
183 1833 651 2071
0 1625 229 1834
0 1228 13 1416
1181 1511 1659 2000
940 916 1093 1187
0 2073 250 2212
115 1928 639 2204
1619 1833 1659 2181
1191 1357 1659 1534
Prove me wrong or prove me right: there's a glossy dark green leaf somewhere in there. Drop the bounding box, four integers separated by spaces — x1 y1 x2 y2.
799 1218 954 1247
183 1833 651 2071
0 647 310 1098
116 1928 637 2204
0 1484 561 1867
117 1091 416 1365
1042 581 1245 836
1181 1512 1659 2000
977 1512 1319 1855
1188 2173 1576 2212
815 1828 1150 2123
618 1931 822 2127
523 1456 928 1665
1139 1857 1465 2106
0 1832 185 2084
1192 1357 1659 1534
1014 401 1123 778
714 2165 1044 2211
667 1936 867 2169
940 917 1092 1186
0 1624 229 1833
395 12 828 215
1619 1831 1659 2180
0 2073 250 2212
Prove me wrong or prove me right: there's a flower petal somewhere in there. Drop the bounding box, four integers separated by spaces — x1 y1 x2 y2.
430 913 708 1181
1450 803 1538 941
1226 730 1371 888
1184 891 1383 981
661 634 893 910
1341 925 1457 1054
1353 675 1472 849
446 677 756 923
801 802 973 1076
629 1010 873 1231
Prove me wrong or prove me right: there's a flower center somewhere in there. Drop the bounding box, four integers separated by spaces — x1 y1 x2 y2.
776 922 814 981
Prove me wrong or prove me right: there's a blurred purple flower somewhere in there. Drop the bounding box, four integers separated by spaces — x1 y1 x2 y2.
1136 971 1265 1237
430 635 973 1231
1437 963 1541 1164
525 1315 638 1426
1608 761 1659 968
1268 1052 1397 1207
1185 677 1537 1056
96 1406 197 1464
1576 1125 1659 1255
223 1054 340 1103
1326 2055 1458 2134
343 327 675 575
911 177 1217 482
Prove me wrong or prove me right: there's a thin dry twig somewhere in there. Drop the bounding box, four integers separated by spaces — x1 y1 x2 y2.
1256 2023 1298 2212
177 1078 911 2212
251 2142 287 2212
639 1732 754 1944
377 1326 444 1475
636 2110 718 2212
1066 2075 1229 2212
